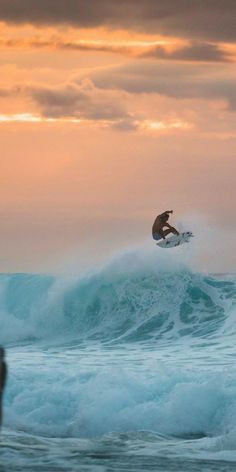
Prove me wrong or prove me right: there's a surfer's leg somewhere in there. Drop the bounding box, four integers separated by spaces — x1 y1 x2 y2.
163 229 174 237
153 233 162 241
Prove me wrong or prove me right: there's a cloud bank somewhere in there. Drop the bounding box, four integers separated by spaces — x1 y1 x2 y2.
90 61 236 111
0 0 236 42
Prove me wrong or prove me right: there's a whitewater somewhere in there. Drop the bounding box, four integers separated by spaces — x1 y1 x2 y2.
1 248 236 471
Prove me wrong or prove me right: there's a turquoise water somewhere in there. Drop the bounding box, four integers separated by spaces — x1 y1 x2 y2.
1 251 236 471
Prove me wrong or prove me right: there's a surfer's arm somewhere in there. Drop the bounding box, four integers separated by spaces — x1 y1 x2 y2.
160 210 173 218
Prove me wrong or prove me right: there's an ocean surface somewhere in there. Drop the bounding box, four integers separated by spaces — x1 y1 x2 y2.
1 250 236 471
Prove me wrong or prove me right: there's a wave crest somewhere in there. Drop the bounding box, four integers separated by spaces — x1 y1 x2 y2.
1 253 235 345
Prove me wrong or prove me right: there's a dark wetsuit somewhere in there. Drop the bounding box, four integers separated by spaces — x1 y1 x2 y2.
0 359 7 428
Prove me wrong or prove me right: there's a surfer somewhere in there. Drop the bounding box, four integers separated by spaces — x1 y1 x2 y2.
152 210 179 241
0 347 7 429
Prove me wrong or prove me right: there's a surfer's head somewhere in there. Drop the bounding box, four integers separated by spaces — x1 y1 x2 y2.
162 212 169 221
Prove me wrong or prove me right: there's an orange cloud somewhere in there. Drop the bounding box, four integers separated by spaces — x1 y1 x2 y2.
0 33 234 63
1 21 235 64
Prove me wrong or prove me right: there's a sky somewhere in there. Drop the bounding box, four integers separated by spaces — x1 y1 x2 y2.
0 0 236 273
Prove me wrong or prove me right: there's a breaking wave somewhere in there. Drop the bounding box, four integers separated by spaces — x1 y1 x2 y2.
1 250 236 345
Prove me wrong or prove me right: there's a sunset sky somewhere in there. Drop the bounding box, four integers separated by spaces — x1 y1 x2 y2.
0 1 236 272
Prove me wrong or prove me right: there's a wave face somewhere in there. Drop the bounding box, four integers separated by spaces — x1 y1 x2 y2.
1 252 236 345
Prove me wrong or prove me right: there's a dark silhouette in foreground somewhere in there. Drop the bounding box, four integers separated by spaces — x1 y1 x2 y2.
0 347 7 428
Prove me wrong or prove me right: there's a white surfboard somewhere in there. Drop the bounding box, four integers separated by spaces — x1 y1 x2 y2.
157 231 194 248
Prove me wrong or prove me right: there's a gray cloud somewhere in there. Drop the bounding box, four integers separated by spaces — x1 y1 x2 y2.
29 81 138 125
141 42 233 63
0 0 236 42
0 80 139 125
90 61 236 110
0 80 139 128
